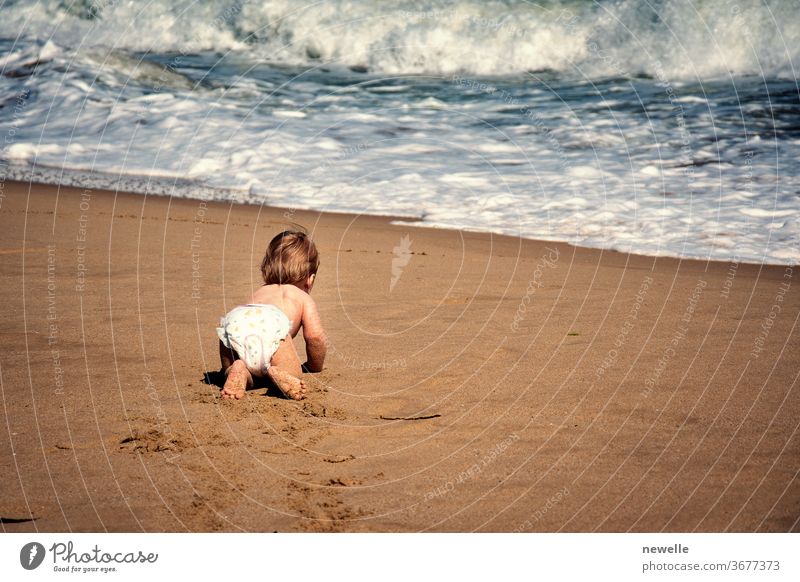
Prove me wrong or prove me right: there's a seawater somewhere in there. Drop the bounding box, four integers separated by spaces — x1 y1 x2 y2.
1 0 798 264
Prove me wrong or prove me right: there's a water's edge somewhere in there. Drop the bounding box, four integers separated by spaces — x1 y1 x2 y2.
10 169 772 268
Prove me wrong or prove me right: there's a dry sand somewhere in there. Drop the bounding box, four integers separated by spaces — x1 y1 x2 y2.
1 180 798 532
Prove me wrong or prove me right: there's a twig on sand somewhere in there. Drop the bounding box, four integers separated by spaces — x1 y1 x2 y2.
378 414 441 421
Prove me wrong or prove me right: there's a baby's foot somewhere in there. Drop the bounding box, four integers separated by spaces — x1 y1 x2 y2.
221 360 250 400
267 367 306 400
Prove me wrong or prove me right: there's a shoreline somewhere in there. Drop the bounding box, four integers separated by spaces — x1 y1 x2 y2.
5 172 793 268
1 178 797 532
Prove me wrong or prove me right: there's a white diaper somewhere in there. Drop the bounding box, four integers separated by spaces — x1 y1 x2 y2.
216 304 291 376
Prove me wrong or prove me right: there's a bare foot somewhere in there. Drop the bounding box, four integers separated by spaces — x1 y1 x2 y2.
267 366 306 400
221 360 251 400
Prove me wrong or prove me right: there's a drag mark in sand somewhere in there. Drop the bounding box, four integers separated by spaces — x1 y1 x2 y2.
324 455 355 463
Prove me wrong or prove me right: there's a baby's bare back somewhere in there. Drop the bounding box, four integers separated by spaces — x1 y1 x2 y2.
249 284 305 337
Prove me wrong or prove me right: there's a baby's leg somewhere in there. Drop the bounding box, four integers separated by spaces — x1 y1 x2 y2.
219 340 252 400
219 340 235 371
267 335 306 400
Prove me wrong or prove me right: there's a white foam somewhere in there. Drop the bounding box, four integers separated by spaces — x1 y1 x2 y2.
740 208 797 218
475 143 520 154
273 110 307 118
187 158 225 177
640 165 662 177
2 0 796 79
4 143 64 160
568 166 603 179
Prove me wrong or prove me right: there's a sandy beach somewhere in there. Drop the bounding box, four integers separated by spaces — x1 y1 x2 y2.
1 180 797 532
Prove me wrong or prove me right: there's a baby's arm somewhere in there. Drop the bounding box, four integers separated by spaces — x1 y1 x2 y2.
301 295 327 372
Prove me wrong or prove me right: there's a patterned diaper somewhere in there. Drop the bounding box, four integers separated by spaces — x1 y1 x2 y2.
216 304 291 376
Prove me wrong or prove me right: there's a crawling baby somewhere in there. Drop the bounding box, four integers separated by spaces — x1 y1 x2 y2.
217 229 327 400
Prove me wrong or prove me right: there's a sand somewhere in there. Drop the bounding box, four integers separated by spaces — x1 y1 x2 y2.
1 180 797 532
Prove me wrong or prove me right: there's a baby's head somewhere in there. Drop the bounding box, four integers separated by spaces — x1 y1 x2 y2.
261 229 320 292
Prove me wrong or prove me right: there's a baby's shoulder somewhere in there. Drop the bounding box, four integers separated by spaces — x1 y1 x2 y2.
250 284 278 303
280 285 318 313
282 284 310 302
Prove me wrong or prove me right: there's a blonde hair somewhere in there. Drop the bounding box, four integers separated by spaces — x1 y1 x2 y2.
260 229 319 286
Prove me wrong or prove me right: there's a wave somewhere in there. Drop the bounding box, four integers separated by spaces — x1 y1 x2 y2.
1 0 798 80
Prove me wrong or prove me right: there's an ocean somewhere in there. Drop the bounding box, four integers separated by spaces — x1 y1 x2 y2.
1 0 798 264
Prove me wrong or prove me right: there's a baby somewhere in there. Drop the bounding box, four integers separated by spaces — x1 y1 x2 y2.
217 229 327 401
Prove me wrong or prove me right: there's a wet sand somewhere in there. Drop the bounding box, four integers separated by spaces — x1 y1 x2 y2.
1 180 798 532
